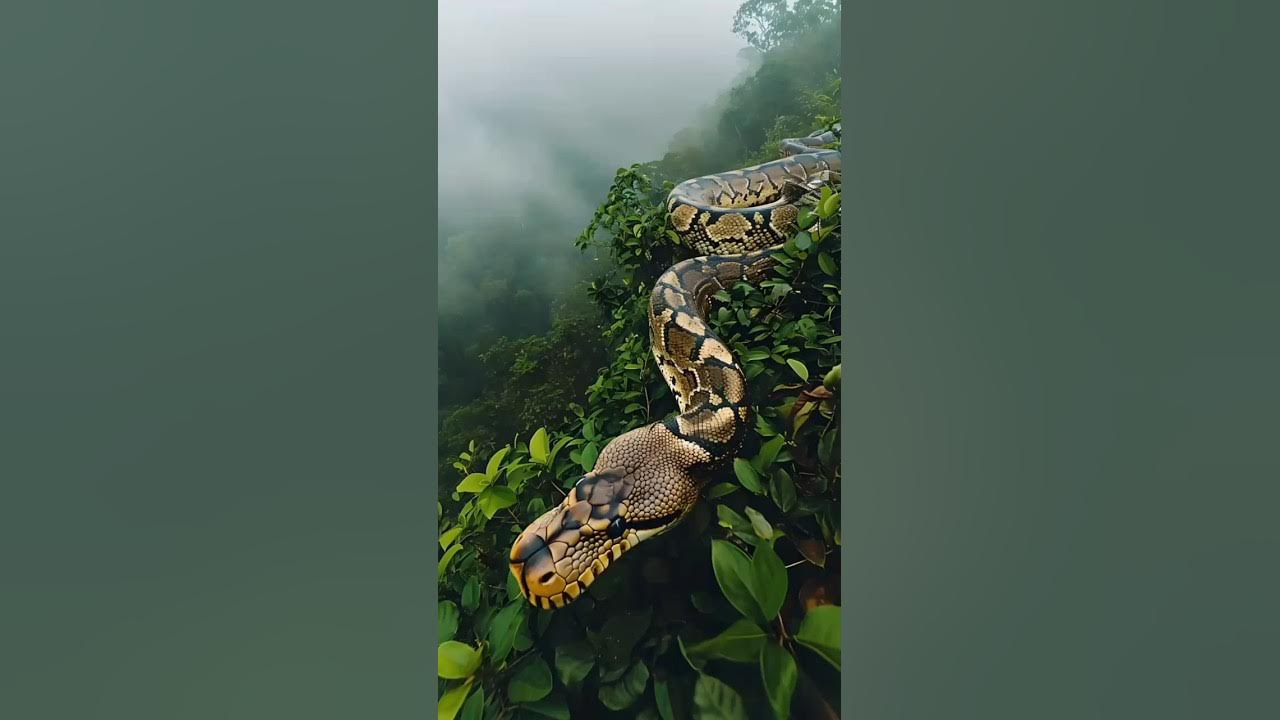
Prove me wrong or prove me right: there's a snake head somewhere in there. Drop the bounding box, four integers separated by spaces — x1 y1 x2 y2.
508 424 699 609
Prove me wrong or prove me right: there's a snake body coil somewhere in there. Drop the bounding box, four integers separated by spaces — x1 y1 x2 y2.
510 129 840 609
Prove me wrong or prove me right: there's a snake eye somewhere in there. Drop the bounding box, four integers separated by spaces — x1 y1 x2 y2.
607 516 627 539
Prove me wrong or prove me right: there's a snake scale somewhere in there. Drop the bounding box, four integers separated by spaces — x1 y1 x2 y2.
510 127 841 610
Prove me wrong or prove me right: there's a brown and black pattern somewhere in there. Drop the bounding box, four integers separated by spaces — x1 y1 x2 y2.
510 129 840 609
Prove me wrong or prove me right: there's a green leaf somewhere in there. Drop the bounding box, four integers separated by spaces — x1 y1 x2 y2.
819 192 841 219
770 468 797 513
439 526 463 551
548 436 575 466
786 358 809 381
439 545 463 578
485 446 511 480
598 661 649 711
818 429 838 471
795 605 841 670
477 486 517 518
743 506 774 540
823 364 841 391
817 252 837 276
705 482 739 499
759 643 798 720
692 674 747 720
554 640 595 687
438 600 459 642
677 634 705 672
459 684 485 720
716 504 752 536
578 442 599 472
794 231 812 250
437 678 474 720
508 656 553 703
733 458 765 494
487 602 525 664
755 435 785 470
685 619 768 663
711 540 767 625
438 641 482 679
456 472 491 494
529 427 550 464
751 541 788 620
654 677 676 720
461 577 480 612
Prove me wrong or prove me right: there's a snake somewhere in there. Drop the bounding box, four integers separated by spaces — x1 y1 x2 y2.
509 127 841 610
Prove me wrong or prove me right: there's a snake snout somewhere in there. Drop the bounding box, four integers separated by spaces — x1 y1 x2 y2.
509 528 568 606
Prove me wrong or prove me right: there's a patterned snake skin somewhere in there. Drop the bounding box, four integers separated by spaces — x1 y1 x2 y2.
509 127 841 610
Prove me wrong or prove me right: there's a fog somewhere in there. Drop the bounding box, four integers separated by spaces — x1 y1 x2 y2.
437 0 749 242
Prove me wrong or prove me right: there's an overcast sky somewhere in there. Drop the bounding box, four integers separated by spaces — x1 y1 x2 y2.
437 0 748 230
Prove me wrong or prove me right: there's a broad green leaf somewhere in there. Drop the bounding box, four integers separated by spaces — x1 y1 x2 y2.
711 540 767 625
716 504 752 535
759 643 797 720
548 436 575 466
554 640 595 687
438 641 482 679
456 472 491 494
770 468 797 513
751 541 788 620
598 661 649 711
733 458 765 494
439 526 463 551
786 358 809 381
795 605 841 669
677 634 705 672
438 600 459 642
692 674 747 720
823 363 841 389
705 482 739 499
793 231 812 250
819 192 841 219
529 427 550 464
743 506 774 540
755 435 785 470
487 602 525 664
459 686 485 720
654 677 676 720
578 442 599 472
437 678 474 720
461 577 480 612
485 446 511 480
508 656 553 703
817 252 837 276
438 545 463 578
818 429 838 471
477 486 517 519
507 570 523 602
685 618 768 663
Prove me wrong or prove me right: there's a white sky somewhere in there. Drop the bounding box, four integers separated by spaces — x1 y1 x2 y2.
437 0 747 221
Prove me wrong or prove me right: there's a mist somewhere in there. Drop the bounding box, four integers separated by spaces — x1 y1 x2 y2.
438 0 748 231
437 1 754 408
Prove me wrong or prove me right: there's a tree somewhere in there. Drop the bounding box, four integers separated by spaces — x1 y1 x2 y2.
732 0 839 51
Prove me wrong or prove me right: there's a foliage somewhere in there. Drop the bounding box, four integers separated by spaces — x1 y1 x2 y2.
732 0 841 52
438 177 842 717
